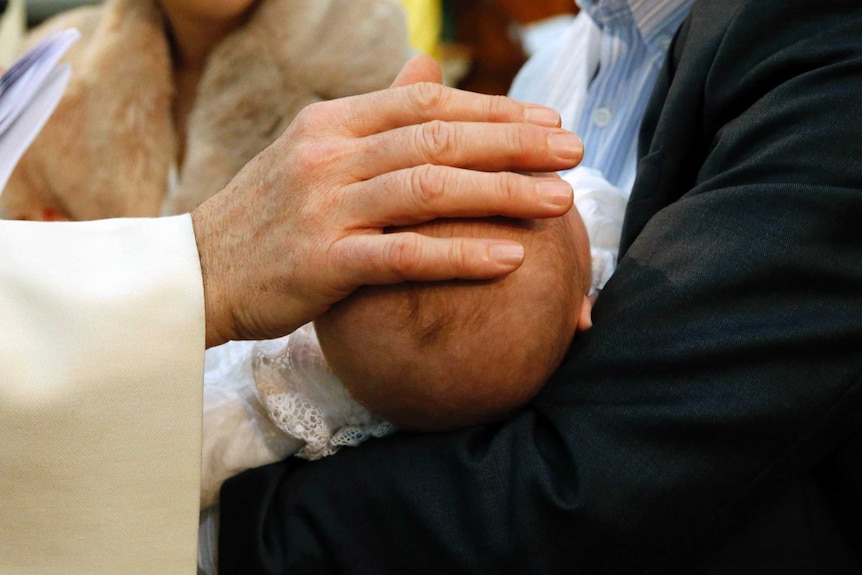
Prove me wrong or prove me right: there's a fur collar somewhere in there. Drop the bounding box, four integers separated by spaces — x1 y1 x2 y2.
4 0 408 219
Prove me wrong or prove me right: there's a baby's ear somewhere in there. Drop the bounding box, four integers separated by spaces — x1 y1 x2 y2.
575 294 593 333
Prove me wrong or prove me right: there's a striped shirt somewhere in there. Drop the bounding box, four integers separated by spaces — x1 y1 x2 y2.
512 0 695 189
509 0 694 290
574 0 695 189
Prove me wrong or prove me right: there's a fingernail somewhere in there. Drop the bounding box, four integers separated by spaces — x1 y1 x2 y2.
525 106 561 127
489 243 525 267
548 133 584 161
537 180 573 208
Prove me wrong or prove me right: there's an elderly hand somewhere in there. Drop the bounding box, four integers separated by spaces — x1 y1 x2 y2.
192 55 583 348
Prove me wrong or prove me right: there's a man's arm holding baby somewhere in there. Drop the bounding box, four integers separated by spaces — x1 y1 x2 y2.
217 3 862 574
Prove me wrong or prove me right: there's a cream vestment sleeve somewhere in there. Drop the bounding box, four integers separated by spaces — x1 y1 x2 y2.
0 215 204 574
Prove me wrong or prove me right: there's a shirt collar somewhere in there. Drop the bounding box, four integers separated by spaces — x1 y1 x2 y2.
576 0 696 52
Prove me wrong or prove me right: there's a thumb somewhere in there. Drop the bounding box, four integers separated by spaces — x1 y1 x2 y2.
390 53 444 88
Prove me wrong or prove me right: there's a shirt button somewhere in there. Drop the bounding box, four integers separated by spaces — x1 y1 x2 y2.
657 34 672 52
592 107 613 128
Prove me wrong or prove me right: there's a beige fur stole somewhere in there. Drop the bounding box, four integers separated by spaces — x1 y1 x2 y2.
1 0 410 220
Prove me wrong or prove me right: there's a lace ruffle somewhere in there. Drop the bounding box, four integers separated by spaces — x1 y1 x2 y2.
252 323 394 460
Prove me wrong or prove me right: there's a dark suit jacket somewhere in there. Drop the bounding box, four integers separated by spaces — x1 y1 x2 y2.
219 0 862 572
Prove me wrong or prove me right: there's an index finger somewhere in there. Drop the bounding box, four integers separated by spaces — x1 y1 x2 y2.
332 82 563 137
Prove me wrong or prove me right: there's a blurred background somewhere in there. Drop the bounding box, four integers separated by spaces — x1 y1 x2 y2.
24 0 100 23
1 0 579 94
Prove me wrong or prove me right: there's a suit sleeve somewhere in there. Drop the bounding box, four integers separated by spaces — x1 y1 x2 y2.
218 2 862 574
0 215 205 574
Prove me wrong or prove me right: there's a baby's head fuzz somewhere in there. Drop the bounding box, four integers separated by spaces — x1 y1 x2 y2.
315 213 592 431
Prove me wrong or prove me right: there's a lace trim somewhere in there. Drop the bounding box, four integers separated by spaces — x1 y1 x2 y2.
252 324 395 460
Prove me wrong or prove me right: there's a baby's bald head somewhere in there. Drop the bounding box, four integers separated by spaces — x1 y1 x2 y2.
315 210 592 431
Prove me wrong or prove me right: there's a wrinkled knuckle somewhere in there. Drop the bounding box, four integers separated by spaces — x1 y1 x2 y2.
295 139 346 174
496 172 520 204
293 141 322 173
410 82 446 114
386 234 423 278
411 164 446 209
486 94 513 122
506 125 530 163
292 101 324 133
417 120 456 161
450 239 472 274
